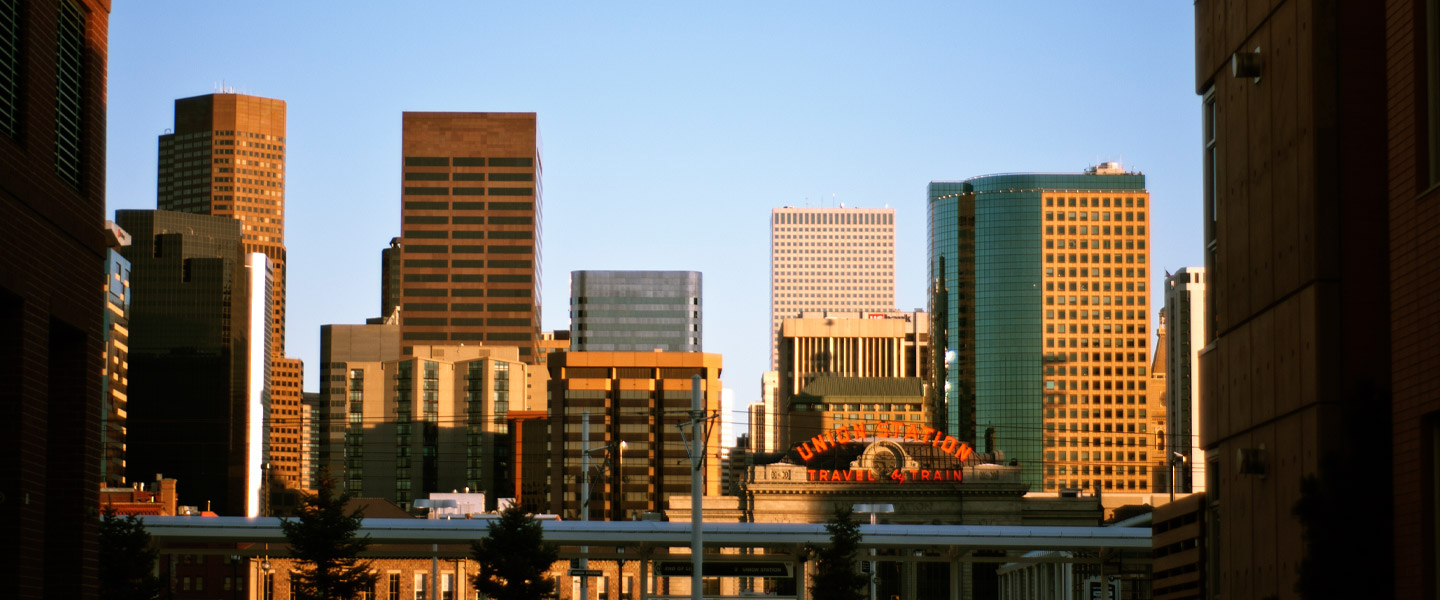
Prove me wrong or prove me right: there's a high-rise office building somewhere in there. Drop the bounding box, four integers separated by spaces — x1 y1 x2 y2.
546 351 723 520
101 222 133 487
398 112 542 361
928 165 1163 492
0 2 111 594
117 210 268 517
570 270 702 352
769 207 896 368
156 93 309 494
1162 267 1204 494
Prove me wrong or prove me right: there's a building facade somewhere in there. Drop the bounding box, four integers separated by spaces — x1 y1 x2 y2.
117 210 267 516
334 345 526 507
397 112 542 361
769 206 896 368
546 351 723 520
928 167 1163 493
1163 267 1205 494
101 221 133 487
318 321 402 479
570 270 702 352
0 1 112 595
774 310 930 448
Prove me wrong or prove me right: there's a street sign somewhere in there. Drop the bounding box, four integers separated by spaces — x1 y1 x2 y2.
568 569 603 577
655 562 792 577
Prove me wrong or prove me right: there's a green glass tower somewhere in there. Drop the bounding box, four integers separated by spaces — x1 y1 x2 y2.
930 166 1155 491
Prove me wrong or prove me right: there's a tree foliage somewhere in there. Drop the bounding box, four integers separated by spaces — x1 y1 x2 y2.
99 508 163 600
808 506 868 600
279 473 378 600
471 505 560 600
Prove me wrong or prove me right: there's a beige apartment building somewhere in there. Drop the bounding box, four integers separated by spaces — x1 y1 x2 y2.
332 345 526 507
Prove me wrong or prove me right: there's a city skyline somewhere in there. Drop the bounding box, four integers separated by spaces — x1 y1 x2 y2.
103 2 1201 434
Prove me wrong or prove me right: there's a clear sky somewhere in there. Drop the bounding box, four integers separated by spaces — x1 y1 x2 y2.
105 2 1201 435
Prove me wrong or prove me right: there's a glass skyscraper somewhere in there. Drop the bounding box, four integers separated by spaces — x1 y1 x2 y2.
570 270 702 352
929 165 1158 491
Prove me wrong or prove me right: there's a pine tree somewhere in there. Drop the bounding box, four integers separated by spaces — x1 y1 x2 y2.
98 508 163 600
809 506 868 600
279 473 378 600
470 505 560 600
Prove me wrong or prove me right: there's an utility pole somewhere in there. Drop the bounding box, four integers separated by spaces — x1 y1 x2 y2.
581 410 591 600
688 375 704 600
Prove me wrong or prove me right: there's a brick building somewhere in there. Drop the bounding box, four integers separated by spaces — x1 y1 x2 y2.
0 1 111 597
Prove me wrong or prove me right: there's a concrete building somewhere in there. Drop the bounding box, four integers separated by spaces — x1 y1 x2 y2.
787 377 927 448
117 210 268 517
397 112 542 361
101 222 133 487
318 320 402 478
1151 492 1206 600
774 310 930 447
1162 267 1205 494
753 370 780 452
769 206 896 369
546 351 723 520
928 166 1164 493
156 93 309 496
333 344 527 507
0 1 112 594
570 270 702 352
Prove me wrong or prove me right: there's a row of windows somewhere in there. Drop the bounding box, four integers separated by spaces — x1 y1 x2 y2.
1045 310 1143 321
403 302 533 311
1048 238 1145 250
400 244 534 254
1046 281 1145 292
1048 407 1148 420
1045 196 1146 208
1046 394 1146 405
1046 295 1147 307
402 201 532 211
1049 225 1144 236
403 216 534 226
1045 379 1149 391
1046 436 1151 448
404 186 533 196
1046 211 1146 222
405 171 532 182
1045 253 1146 265
773 211 893 225
1046 479 1150 491
404 156 533 167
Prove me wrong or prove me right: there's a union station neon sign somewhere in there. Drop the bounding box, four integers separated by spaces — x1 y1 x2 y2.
796 420 975 484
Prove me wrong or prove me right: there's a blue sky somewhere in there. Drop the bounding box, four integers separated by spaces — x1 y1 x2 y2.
105 2 1201 434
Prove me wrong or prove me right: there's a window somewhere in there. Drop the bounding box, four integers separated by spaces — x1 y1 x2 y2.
1430 0 1440 185
414 573 427 600
54 0 84 185
0 0 17 138
1201 87 1218 343
388 573 400 600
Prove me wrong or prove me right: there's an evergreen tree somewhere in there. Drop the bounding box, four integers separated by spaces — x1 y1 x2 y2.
808 506 868 600
98 508 163 600
470 505 560 600
279 473 378 600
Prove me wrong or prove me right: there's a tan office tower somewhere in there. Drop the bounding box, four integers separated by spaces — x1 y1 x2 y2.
928 164 1163 494
399 113 541 362
769 207 896 369
157 93 309 495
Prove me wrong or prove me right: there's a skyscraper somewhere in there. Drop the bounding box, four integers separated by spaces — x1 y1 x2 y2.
769 207 896 367
156 93 309 495
570 270 702 352
0 2 111 594
398 112 542 361
1162 267 1205 494
928 164 1163 492
117 210 268 516
101 222 133 487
